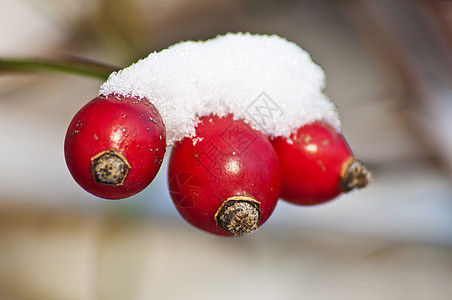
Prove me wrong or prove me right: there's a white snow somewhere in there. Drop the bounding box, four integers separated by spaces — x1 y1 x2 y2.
99 32 340 146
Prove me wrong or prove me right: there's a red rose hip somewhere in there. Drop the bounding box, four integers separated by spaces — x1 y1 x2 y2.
64 94 166 199
271 120 370 206
167 114 282 236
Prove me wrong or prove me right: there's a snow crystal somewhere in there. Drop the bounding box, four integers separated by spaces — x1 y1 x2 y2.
99 32 340 146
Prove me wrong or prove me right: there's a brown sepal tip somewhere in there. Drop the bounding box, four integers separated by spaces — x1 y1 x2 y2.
340 157 372 193
215 196 261 237
91 149 131 186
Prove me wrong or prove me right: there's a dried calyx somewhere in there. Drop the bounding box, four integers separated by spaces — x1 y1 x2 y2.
215 196 261 236
340 158 371 193
91 149 131 186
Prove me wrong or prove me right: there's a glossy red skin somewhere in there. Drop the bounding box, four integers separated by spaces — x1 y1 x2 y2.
167 114 282 236
64 94 166 199
271 121 353 206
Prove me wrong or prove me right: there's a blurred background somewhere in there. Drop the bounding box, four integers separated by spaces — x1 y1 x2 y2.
1 0 452 299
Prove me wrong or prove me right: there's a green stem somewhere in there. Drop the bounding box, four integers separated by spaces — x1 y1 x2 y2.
0 57 120 80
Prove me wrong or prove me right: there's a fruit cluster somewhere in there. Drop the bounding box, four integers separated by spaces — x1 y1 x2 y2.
65 94 370 237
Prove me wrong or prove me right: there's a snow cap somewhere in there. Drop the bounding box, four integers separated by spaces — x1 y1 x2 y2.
100 32 340 146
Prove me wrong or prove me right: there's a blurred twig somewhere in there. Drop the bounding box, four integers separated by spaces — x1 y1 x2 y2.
337 0 452 173
0 56 120 80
